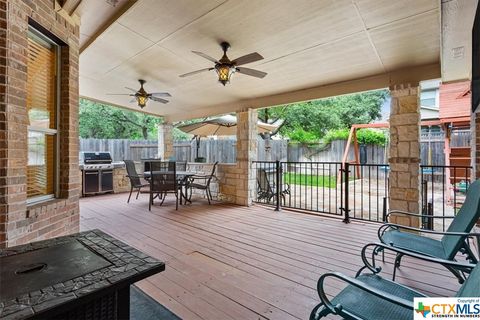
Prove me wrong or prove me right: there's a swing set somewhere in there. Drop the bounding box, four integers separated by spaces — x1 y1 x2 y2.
341 116 471 204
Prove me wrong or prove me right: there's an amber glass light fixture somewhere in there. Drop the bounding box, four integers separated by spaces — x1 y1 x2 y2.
215 64 234 86
136 95 148 108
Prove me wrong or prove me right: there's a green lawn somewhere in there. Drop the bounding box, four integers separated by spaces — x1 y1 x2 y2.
283 172 337 188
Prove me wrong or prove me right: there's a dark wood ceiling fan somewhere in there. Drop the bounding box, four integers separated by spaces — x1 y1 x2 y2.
179 42 267 86
107 79 171 108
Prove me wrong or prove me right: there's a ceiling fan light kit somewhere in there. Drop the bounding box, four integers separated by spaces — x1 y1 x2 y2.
136 79 148 108
180 41 267 86
106 79 170 109
107 41 267 109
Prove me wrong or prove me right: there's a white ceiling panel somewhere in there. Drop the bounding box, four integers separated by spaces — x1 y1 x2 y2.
117 0 226 43
369 11 440 71
80 23 154 79
354 0 438 29
158 0 364 65
78 0 442 119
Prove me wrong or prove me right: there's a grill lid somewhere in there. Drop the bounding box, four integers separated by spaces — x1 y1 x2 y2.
82 152 112 164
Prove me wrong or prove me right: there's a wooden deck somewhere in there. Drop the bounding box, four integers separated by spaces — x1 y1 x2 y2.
80 193 462 320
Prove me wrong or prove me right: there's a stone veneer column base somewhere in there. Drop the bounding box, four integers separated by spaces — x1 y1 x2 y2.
214 109 258 206
158 123 174 160
388 84 421 227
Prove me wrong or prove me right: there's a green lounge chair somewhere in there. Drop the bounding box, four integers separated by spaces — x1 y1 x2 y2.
310 243 478 320
377 179 480 283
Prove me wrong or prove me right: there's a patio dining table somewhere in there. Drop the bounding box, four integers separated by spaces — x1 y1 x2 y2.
143 170 197 204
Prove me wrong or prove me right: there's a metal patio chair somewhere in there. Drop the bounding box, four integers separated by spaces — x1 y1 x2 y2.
187 161 218 204
376 179 480 283
310 242 478 320
149 161 181 211
256 168 290 203
124 160 149 203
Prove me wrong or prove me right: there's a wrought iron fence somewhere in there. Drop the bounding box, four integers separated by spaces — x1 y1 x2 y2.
252 161 344 215
420 165 473 231
345 163 389 223
282 161 343 215
253 161 473 230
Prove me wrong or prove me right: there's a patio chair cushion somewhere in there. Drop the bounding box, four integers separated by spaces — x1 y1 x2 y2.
330 274 425 320
381 229 447 259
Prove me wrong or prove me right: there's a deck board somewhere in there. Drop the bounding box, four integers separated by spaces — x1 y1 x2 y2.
80 193 462 320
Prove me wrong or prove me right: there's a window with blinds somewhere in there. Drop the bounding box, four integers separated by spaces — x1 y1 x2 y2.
27 30 58 201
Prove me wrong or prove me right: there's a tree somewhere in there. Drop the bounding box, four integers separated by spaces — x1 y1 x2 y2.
261 89 387 142
79 99 161 139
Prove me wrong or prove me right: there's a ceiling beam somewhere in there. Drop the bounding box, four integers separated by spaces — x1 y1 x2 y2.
80 0 138 54
166 63 441 122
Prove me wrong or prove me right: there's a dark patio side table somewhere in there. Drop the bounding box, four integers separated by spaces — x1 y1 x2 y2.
0 229 165 320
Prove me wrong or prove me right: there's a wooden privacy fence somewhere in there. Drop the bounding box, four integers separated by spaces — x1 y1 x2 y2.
80 139 158 161
80 133 462 164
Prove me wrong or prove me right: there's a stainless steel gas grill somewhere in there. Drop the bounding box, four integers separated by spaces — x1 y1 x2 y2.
80 152 114 195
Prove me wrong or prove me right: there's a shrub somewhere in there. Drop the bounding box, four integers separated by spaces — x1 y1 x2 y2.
322 128 387 146
357 129 387 146
287 128 319 144
322 128 350 144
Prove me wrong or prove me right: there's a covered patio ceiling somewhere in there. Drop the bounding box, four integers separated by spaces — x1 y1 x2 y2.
77 0 472 121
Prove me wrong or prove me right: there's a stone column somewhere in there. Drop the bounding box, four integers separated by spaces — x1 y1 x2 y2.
235 109 258 206
158 123 174 160
388 84 421 227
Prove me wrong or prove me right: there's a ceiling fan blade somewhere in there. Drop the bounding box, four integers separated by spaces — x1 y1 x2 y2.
106 93 135 96
179 68 213 78
236 67 267 78
232 52 264 66
150 96 169 104
125 87 138 92
192 51 219 63
149 92 171 97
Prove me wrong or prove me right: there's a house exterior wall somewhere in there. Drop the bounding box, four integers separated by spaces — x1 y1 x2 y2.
439 81 471 120
0 0 80 248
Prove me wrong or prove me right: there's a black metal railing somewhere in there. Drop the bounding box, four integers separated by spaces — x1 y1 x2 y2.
420 165 473 231
345 163 389 223
252 161 343 215
253 161 473 230
252 160 282 211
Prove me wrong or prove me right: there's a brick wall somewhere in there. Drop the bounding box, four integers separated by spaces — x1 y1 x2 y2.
0 0 7 245
0 0 80 248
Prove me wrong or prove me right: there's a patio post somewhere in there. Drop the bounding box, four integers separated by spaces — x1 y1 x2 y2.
235 109 258 206
388 84 421 227
474 111 480 228
158 122 174 160
475 112 480 181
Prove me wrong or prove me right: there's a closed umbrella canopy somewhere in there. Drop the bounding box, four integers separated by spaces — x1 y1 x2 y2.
176 115 278 137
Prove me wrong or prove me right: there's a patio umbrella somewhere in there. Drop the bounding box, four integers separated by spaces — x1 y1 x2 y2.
176 115 280 159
